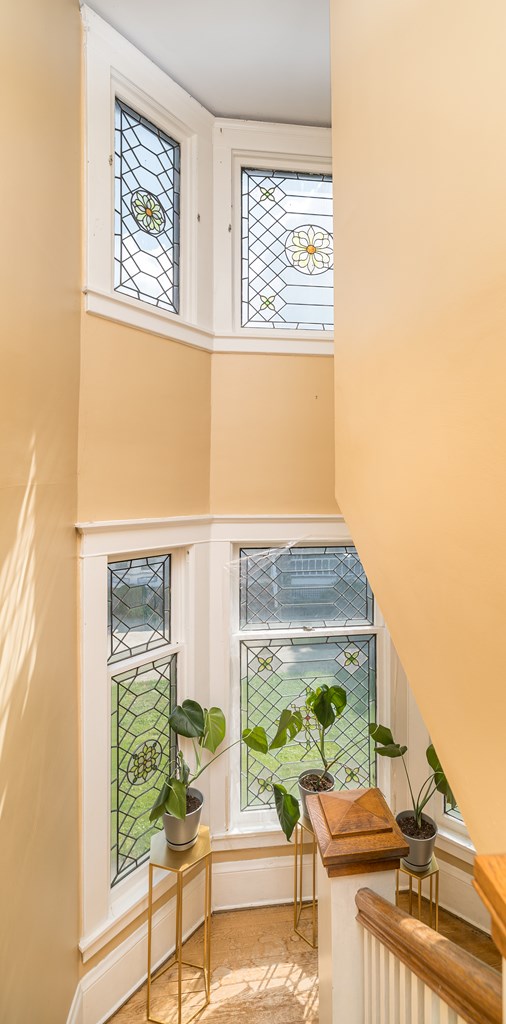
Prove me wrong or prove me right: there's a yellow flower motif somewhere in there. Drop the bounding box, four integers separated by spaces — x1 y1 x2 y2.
285 224 333 276
131 189 166 235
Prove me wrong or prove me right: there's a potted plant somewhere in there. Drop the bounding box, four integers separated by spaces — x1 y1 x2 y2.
243 682 360 841
150 699 232 851
369 722 455 871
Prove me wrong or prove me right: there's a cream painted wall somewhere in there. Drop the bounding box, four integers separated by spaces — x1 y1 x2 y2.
0 0 81 1020
210 353 339 513
78 316 212 521
330 0 506 851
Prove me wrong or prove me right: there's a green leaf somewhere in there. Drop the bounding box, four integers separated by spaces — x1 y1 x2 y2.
426 744 455 801
273 783 300 841
375 743 407 758
328 685 347 717
312 687 336 729
269 709 303 749
169 700 205 738
166 778 187 819
242 726 268 753
200 707 226 753
149 781 171 822
369 723 394 747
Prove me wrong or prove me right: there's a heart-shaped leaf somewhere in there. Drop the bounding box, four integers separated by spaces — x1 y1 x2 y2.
169 700 205 738
312 687 336 729
149 781 171 822
328 685 347 716
273 783 300 841
200 707 226 753
269 709 303 749
242 726 268 753
166 778 188 819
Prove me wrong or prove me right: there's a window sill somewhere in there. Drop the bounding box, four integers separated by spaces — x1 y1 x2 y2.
84 288 334 356
435 826 476 867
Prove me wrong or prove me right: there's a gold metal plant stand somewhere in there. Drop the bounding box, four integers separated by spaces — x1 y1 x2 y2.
293 815 318 948
396 852 440 931
147 826 212 1024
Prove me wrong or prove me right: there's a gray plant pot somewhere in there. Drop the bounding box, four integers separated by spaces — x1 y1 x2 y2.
163 787 203 851
298 770 334 818
396 810 437 872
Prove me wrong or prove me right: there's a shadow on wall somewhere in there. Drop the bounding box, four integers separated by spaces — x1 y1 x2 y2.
0 438 79 1019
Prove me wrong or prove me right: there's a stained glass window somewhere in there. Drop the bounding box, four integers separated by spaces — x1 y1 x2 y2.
111 654 177 885
108 555 170 664
240 547 373 629
241 168 333 330
240 635 376 809
114 99 180 312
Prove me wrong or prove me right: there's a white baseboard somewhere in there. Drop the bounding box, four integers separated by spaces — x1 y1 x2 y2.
69 854 301 1024
66 983 84 1024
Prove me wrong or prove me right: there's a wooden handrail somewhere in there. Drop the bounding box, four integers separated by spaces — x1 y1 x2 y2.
475 854 506 960
356 887 502 1024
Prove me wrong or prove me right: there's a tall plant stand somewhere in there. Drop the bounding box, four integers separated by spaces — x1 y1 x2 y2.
147 825 212 1024
396 852 440 931
293 815 318 948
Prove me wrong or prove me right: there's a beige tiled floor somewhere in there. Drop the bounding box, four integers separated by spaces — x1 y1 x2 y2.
111 904 318 1024
110 898 500 1023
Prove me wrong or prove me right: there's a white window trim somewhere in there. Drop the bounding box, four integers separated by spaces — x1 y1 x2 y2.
405 683 475 863
82 5 214 345
226 545 387 833
82 7 334 356
213 119 333 348
78 513 396 957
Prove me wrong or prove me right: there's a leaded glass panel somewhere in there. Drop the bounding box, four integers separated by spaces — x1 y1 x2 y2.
114 99 180 312
108 554 170 664
241 168 333 330
240 635 376 809
111 654 177 886
240 547 373 629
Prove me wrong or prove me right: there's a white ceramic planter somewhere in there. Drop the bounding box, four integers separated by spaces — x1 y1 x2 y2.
396 810 437 872
163 787 203 851
298 770 334 817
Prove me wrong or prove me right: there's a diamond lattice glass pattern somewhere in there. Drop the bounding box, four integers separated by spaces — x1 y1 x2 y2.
240 547 373 630
108 554 170 664
114 100 180 312
241 169 333 330
241 635 376 809
111 654 177 886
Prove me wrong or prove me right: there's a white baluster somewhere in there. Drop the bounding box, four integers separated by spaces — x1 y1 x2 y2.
389 948 400 1023
399 960 410 1024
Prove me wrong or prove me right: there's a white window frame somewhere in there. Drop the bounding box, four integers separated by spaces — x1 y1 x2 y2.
82 5 214 350
78 514 395 957
226 541 389 833
82 7 334 356
405 684 475 864
212 120 334 354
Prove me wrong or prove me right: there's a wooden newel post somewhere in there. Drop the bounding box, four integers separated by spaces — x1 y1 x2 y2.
306 787 409 1024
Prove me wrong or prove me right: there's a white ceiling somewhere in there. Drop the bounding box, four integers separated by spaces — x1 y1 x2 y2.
86 0 331 127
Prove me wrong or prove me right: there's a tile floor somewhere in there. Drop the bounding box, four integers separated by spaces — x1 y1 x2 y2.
110 897 500 1023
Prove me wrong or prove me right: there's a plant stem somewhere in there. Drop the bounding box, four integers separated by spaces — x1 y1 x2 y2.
401 755 417 816
191 738 241 783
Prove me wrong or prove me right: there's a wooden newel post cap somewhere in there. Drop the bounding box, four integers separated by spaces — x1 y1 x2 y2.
306 787 409 878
